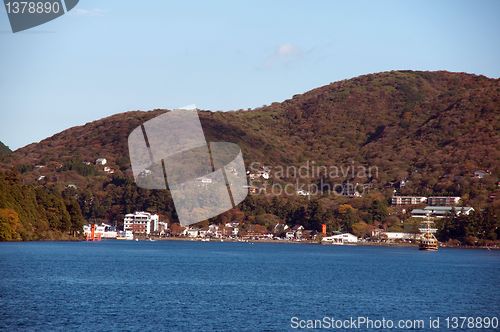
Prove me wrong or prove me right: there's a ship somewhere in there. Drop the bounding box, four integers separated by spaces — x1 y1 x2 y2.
418 214 439 251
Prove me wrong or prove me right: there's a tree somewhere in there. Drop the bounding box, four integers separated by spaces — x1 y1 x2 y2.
367 199 388 223
0 208 22 241
352 221 370 238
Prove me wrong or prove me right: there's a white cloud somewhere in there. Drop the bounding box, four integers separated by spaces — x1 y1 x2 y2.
276 43 300 57
260 43 302 69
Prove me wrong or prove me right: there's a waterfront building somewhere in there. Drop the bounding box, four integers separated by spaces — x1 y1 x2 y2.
123 212 159 235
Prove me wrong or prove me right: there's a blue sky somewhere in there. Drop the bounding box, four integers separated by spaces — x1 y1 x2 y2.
1 0 499 150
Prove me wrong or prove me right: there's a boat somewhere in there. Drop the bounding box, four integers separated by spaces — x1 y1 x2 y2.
418 214 439 251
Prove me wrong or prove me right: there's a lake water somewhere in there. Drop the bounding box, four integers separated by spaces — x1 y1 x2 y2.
0 241 499 331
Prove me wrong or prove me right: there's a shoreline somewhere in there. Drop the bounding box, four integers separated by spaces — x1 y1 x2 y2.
114 237 500 250
2 237 498 250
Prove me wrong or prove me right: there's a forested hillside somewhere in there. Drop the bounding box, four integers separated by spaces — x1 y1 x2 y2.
0 171 84 240
1 70 499 242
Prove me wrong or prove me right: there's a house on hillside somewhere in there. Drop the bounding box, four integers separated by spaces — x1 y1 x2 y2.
103 166 115 174
197 176 212 184
411 206 474 218
95 158 107 166
391 196 427 205
474 170 490 179
296 189 311 196
341 182 362 197
427 196 460 206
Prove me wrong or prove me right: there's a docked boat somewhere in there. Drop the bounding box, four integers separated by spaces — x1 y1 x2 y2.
418 215 439 251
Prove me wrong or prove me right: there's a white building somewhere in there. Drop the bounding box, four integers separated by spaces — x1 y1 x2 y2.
123 211 159 235
103 166 115 174
196 176 213 184
184 228 200 238
95 158 107 165
391 196 427 205
380 232 417 241
158 221 169 236
297 189 311 196
427 196 461 206
83 223 117 239
322 233 358 244
411 206 474 218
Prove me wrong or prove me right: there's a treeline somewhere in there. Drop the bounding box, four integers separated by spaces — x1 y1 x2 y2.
0 172 84 241
1 169 498 245
436 207 499 245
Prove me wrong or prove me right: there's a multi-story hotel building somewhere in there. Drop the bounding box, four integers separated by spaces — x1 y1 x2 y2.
123 211 159 235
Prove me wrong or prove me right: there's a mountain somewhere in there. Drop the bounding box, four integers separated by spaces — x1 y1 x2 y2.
1 70 499 240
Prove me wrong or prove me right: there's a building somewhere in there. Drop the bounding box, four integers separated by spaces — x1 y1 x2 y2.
322 233 358 244
103 166 115 174
427 196 461 206
273 223 289 237
95 158 107 165
224 225 239 237
123 211 159 235
184 228 200 238
411 206 474 218
340 182 362 197
391 196 427 205
474 170 489 179
371 230 418 241
286 225 304 239
196 176 212 184
83 223 117 239
158 222 169 236
208 224 222 237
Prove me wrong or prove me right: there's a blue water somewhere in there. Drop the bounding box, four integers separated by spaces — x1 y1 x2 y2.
0 241 499 331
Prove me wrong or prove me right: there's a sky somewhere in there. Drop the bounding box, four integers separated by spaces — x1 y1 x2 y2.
1 0 499 150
